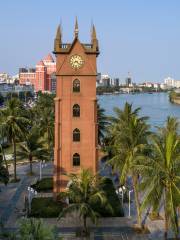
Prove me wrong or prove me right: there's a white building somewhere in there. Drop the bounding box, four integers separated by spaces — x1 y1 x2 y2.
164 77 180 88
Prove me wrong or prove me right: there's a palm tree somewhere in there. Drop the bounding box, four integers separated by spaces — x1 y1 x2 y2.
97 103 109 146
33 93 54 159
108 102 150 229
17 127 48 175
0 98 30 181
0 145 9 185
137 117 180 239
58 169 110 235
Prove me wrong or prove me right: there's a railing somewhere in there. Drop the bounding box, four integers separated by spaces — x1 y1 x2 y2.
84 44 93 49
60 44 71 49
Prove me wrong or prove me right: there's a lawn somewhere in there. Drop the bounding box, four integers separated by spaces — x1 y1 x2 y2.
31 177 53 192
29 197 64 218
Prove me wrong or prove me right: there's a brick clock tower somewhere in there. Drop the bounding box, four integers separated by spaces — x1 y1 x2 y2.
53 19 99 193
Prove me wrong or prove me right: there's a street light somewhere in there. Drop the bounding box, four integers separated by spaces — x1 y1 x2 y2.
27 187 37 213
39 160 47 180
118 185 126 206
128 190 133 217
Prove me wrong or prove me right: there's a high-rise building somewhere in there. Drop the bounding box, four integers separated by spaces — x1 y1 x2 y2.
125 72 132 86
19 54 56 92
53 19 99 193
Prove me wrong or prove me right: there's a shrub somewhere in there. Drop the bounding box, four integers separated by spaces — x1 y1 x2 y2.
30 197 64 218
92 177 124 217
31 177 53 192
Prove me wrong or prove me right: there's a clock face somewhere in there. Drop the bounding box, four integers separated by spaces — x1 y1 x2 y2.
70 55 84 69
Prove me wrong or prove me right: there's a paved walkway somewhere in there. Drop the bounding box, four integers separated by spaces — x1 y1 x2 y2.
0 161 176 239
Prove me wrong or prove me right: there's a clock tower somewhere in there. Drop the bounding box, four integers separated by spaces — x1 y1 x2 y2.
53 19 99 193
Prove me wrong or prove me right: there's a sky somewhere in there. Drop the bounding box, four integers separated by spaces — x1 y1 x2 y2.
0 0 180 83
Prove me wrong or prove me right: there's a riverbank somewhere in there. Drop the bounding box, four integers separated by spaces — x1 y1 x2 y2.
171 97 180 105
169 91 180 105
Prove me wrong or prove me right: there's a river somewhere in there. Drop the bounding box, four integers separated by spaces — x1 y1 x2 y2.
98 92 180 129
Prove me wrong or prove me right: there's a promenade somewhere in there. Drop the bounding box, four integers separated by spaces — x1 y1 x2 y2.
0 161 172 239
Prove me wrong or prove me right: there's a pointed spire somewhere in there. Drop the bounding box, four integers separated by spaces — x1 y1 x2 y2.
54 24 62 52
92 24 96 40
91 23 99 52
56 24 62 40
74 17 79 38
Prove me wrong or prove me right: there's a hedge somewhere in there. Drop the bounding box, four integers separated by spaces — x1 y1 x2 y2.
29 197 64 218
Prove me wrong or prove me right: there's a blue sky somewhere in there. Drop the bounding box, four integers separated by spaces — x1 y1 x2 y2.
0 0 180 83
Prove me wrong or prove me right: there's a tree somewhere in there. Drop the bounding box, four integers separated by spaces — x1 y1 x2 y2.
108 102 150 229
33 93 55 159
137 117 180 239
97 103 109 146
0 98 30 181
17 127 48 175
58 169 110 235
0 93 4 106
0 145 9 185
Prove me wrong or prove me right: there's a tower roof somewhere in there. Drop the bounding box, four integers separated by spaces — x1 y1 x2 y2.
36 60 45 66
43 54 54 62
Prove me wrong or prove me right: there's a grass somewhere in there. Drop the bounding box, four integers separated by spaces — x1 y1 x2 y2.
92 177 124 217
29 197 64 218
31 177 53 192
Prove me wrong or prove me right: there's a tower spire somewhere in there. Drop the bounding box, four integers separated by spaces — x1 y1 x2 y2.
91 23 99 52
56 24 62 40
74 17 79 38
91 24 96 40
54 24 62 52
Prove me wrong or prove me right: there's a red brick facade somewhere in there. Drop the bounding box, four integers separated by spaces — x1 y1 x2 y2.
53 20 99 194
19 54 56 92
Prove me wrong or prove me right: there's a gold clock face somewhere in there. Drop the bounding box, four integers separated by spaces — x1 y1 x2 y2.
70 55 84 69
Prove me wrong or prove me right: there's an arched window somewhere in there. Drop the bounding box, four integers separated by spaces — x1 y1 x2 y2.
73 128 80 142
73 153 80 166
73 79 80 92
73 104 80 117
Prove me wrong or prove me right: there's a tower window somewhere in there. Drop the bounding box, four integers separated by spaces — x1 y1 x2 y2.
73 153 80 166
73 79 80 92
73 128 80 142
73 104 80 117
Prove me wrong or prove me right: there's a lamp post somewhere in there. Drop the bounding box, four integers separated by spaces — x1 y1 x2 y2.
39 160 47 180
128 190 133 217
118 186 126 206
27 187 37 213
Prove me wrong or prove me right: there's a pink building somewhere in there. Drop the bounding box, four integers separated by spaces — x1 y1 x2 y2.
19 54 56 92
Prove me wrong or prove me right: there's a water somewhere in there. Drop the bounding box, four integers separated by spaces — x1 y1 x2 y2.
98 92 180 129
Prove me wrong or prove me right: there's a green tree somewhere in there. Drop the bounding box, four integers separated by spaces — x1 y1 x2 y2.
108 102 150 229
59 169 110 235
0 93 4 106
0 98 30 181
97 103 109 145
33 93 55 159
0 145 9 185
17 127 48 175
137 117 180 239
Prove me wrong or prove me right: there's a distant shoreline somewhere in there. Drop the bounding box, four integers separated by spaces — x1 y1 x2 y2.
97 91 167 96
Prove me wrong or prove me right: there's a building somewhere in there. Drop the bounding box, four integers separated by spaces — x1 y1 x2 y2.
112 78 120 87
101 74 110 87
19 54 56 92
125 72 132 86
164 77 180 88
53 19 99 193
0 83 33 97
